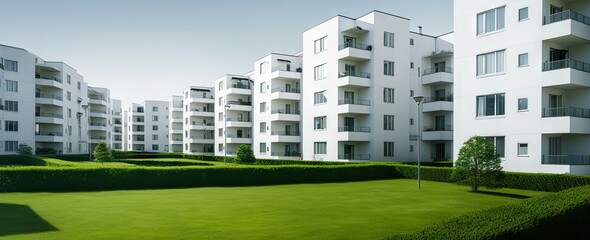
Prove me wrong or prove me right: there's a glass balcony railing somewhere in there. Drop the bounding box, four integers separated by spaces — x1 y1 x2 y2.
338 154 370 160
543 59 590 73
35 73 62 83
423 125 453 131
543 10 590 26
271 109 300 115
338 99 370 106
542 155 590 165
226 118 250 122
423 67 453 76
36 132 63 137
338 126 370 133
338 42 372 51
36 112 63 119
271 65 302 73
271 87 300 93
423 95 454 103
338 71 371 78
227 100 252 106
542 107 590 119
270 131 301 136
271 152 301 157
36 93 63 101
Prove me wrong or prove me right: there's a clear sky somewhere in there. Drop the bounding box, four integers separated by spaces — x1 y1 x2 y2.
1 0 453 106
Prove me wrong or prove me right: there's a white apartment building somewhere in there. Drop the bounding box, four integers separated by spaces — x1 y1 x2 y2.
169 95 183 152
252 53 303 159
126 101 170 152
111 99 123 150
88 87 112 151
182 87 215 154
454 0 590 174
214 74 253 156
301 11 454 162
1 44 91 155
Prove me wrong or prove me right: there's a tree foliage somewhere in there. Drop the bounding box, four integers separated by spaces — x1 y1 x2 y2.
17 143 33 155
452 136 504 191
93 142 113 162
236 144 255 164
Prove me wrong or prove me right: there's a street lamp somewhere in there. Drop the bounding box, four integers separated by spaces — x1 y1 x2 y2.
81 104 91 160
413 96 424 189
224 104 231 163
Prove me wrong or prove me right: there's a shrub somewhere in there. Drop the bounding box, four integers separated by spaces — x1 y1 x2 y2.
503 171 590 192
93 142 113 162
17 143 33 155
392 164 455 183
452 136 504 191
0 155 47 166
236 144 255 164
36 147 57 155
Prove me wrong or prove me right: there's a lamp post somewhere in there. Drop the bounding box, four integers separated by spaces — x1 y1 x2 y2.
224 104 231 163
413 96 424 189
81 104 91 160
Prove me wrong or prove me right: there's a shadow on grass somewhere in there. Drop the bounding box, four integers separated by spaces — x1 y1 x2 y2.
471 190 531 199
0 203 58 236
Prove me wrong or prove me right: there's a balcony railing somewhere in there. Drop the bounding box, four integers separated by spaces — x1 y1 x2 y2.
226 118 251 122
271 152 302 157
35 73 62 83
338 99 370 106
90 109 107 114
543 107 590 119
424 125 453 131
338 154 371 160
36 112 63 119
190 136 215 140
228 82 251 90
543 59 590 73
90 123 107 127
338 42 372 51
36 132 63 137
271 65 302 73
431 152 452 161
189 94 214 99
190 122 214 126
338 126 371 133
271 87 300 93
271 131 301 136
542 155 590 165
423 67 453 76
190 109 214 113
36 93 63 101
90 136 107 140
226 134 251 138
543 10 590 26
227 101 252 106
423 95 454 103
89 96 107 101
271 109 301 115
338 71 371 78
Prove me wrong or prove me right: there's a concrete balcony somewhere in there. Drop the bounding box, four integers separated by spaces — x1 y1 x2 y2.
226 87 251 96
271 152 302 158
170 117 183 123
187 96 214 104
338 154 371 161
169 129 183 134
89 110 108 118
337 127 371 142
422 96 453 112
35 112 64 124
131 111 145 116
188 136 214 144
338 43 372 62
337 99 370 114
226 118 251 128
89 122 108 131
269 131 301 143
35 93 63 106
542 155 590 165
35 132 63 142
270 109 300 122
270 66 302 80
170 139 183 145
226 101 252 112
188 110 215 117
541 59 590 89
89 97 107 105
188 122 215 130
337 71 371 88
543 10 590 46
422 67 453 85
35 76 62 88
542 107 590 134
422 125 453 141
226 134 252 144
270 87 300 101
90 136 107 143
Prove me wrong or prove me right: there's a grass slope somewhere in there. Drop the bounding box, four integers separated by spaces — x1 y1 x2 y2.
0 179 546 240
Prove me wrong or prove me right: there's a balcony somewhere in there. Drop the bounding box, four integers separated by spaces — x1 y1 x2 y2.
542 155 590 165
90 109 108 117
35 132 63 142
188 109 215 117
270 65 302 80
90 136 107 142
171 117 183 123
431 153 452 161
169 129 183 134
338 154 370 161
90 122 108 130
270 131 301 142
271 152 302 158
338 42 372 62
337 99 370 114
226 101 252 112
188 122 215 130
542 107 590 134
337 126 371 141
226 134 252 144
189 136 215 144
270 109 300 122
35 74 62 88
338 71 371 88
226 118 251 128
35 93 63 105
270 87 300 101
422 125 453 141
35 73 62 83
89 96 107 104
543 10 590 45
36 112 64 124
422 67 453 85
422 96 453 112
541 59 590 89
170 138 183 145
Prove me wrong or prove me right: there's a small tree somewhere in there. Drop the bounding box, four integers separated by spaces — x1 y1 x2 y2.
236 144 255 164
17 143 33 155
93 142 113 162
452 136 504 192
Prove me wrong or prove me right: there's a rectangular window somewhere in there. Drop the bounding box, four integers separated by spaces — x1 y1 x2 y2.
218 81 223 91
410 145 414 152
260 122 266 133
68 108 72 118
519 7 528 21
314 142 327 154
410 118 414 125
153 125 158 131
314 91 327 104
260 102 266 113
384 142 395 157
152 144 159 151
153 106 158 112
384 32 394 48
4 101 18 112
152 116 158 121
410 62 414 69
518 143 528 156
314 37 326 53
218 112 223 121
260 143 267 153
6 80 18 92
77 81 81 90
383 88 394 103
260 62 267 74
218 97 223 106
476 50 505 76
314 116 326 130
518 98 528 111
518 53 528 67
67 75 71 84
259 82 266 93
409 39 414 45
5 141 18 151
218 144 223 152
68 126 72 136
218 128 223 137
3 59 18 72
5 121 18 132
314 64 327 80
384 61 395 76
477 6 505 35
410 90 414 97
383 115 394 130
152 135 159 140
477 93 505 117
485 136 505 157
66 91 71 101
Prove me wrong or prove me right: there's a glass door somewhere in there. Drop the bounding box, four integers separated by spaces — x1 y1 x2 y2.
344 36 356 48
344 144 355 159
344 91 355 104
344 117 355 131
435 115 445 131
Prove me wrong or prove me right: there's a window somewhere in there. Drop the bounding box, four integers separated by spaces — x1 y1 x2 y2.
314 64 326 80
410 39 414 45
314 37 326 53
384 32 394 48
518 53 528 67
260 82 266 93
383 88 394 103
68 108 72 118
66 91 71 101
5 141 18 151
518 143 528 156
4 59 18 72
518 98 528 111
314 116 326 130
260 143 267 154
4 101 17 112
68 126 72 136
77 81 81 90
410 62 414 69
153 125 159 131
260 62 267 74
477 93 505 117
218 112 223 121
218 128 223 137
477 6 505 35
218 144 223 152
384 142 395 157
260 102 266 113
410 118 414 125
152 116 158 121
477 50 505 76
410 145 414 152
410 90 414 97
153 135 158 140
218 81 223 91
519 7 528 21
152 144 159 151
218 97 223 106
484 136 505 157
384 61 395 76
67 75 71 84
314 142 327 154
153 106 158 112
6 80 17 92
260 122 266 133
314 91 327 104
383 115 394 130
5 121 18 132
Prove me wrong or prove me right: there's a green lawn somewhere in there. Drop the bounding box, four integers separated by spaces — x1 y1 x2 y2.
0 179 547 240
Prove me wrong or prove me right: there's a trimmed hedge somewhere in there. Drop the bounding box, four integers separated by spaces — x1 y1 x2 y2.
40 154 90 161
502 171 590 192
400 161 453 168
387 184 590 240
107 159 213 167
391 164 455 183
0 155 47 166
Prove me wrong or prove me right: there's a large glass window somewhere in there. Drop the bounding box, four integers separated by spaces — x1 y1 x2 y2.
314 37 326 53
314 91 327 104
6 80 18 92
518 53 528 67
477 50 505 76
3 59 18 72
314 142 327 154
5 121 18 132
484 136 505 157
4 101 17 112
384 61 395 76
518 143 528 156
519 7 529 21
383 115 394 130
383 88 394 103
314 64 327 80
384 142 394 157
383 32 394 48
477 93 505 117
477 6 505 35
5 141 18 152
314 116 326 130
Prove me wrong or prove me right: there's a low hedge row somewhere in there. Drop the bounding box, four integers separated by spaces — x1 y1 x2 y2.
400 161 454 168
40 154 90 161
0 164 400 192
388 184 590 239
108 159 214 167
0 155 47 166
391 164 455 183
502 171 590 192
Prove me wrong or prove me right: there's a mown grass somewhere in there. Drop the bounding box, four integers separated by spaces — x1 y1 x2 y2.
0 179 546 240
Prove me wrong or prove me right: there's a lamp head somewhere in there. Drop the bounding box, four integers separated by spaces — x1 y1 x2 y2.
413 96 424 104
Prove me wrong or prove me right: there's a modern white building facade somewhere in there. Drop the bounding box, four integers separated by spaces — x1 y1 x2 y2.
182 87 215 154
88 87 112 151
214 74 253 156
126 101 170 152
454 0 590 174
169 95 184 152
111 99 123 151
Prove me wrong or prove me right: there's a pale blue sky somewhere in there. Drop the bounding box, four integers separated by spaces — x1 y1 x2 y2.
1 0 452 105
